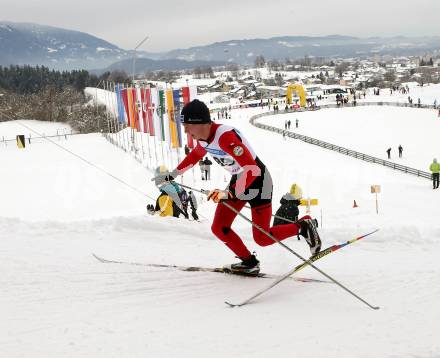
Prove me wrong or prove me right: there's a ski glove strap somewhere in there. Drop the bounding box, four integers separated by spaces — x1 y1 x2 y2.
207 189 234 203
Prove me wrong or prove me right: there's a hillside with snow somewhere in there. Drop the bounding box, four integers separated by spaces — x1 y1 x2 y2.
1 102 439 357
0 21 129 70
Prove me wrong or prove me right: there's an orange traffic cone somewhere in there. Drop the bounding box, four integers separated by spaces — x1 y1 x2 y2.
353 200 358 208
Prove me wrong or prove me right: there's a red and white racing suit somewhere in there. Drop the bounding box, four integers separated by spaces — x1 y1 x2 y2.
177 123 307 259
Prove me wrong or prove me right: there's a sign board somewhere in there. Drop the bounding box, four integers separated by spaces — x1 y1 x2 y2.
370 185 381 214
370 185 381 194
16 135 25 149
299 199 318 206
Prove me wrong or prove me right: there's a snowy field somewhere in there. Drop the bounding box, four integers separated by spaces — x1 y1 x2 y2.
0 119 72 140
1 103 440 357
259 105 440 169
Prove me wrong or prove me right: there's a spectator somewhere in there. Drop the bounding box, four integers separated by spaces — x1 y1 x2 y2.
199 159 206 180
147 166 188 218
429 158 440 189
273 183 303 226
188 191 199 220
203 156 213 180
386 148 391 159
398 145 403 158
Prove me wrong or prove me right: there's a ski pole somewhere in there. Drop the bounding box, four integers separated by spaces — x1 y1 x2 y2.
243 205 301 226
177 182 380 310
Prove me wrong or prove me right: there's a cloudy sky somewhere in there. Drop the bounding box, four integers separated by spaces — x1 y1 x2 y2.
2 0 439 52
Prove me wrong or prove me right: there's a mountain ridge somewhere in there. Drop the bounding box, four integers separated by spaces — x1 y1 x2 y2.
1 21 440 72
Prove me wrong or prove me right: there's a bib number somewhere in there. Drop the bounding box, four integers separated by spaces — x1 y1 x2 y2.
214 157 235 167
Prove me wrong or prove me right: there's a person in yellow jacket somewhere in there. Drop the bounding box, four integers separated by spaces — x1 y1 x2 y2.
429 158 440 189
147 166 189 218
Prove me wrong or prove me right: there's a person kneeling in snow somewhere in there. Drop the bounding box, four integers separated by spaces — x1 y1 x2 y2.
273 183 302 226
147 166 189 218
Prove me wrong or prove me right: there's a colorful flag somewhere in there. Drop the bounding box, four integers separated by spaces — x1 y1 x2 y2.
121 88 130 126
115 84 126 124
173 89 182 148
158 89 166 141
130 88 140 131
151 87 161 139
189 86 198 101
166 89 179 148
139 87 148 134
145 87 155 136
136 86 145 133
126 87 135 129
181 86 193 148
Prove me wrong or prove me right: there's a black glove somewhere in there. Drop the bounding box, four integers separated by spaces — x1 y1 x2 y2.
147 204 155 215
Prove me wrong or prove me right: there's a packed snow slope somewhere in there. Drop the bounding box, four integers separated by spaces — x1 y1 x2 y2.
1 104 439 358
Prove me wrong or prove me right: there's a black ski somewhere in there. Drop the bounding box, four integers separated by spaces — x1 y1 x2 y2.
92 254 328 283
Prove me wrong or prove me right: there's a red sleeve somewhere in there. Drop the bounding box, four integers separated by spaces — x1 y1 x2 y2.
218 130 261 195
177 143 206 173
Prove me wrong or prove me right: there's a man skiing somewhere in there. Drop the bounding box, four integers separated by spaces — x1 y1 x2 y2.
152 99 321 275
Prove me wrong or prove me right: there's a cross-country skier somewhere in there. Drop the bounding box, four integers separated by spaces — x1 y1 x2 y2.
152 99 321 275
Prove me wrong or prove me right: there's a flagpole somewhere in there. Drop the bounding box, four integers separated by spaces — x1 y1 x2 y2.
132 35 149 83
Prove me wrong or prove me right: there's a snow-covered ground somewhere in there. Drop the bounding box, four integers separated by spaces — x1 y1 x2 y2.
1 102 440 357
259 105 440 169
0 119 72 141
359 82 440 106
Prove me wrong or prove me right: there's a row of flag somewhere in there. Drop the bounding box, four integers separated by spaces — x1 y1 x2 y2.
114 85 197 149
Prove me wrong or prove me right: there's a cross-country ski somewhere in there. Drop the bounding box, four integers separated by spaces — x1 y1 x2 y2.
92 253 330 283
225 229 379 307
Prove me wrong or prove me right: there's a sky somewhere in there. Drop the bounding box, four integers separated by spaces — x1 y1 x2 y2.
1 0 440 52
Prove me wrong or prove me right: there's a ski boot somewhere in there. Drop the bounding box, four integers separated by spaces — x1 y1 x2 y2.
297 217 322 255
223 254 260 276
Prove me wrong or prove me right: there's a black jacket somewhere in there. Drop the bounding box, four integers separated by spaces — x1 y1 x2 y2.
273 193 300 226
